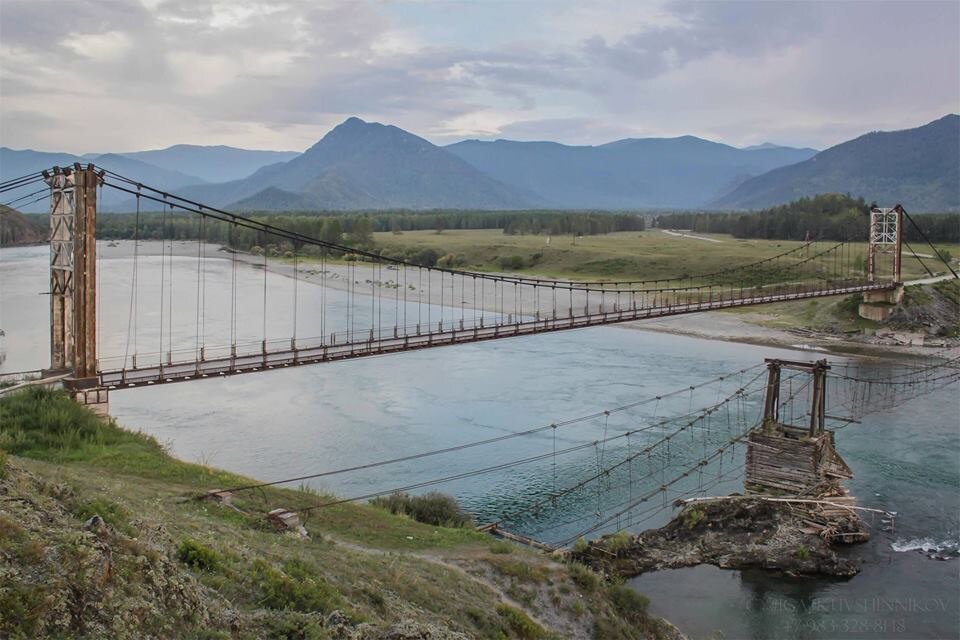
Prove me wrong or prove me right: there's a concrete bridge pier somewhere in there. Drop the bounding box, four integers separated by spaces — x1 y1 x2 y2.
858 284 904 322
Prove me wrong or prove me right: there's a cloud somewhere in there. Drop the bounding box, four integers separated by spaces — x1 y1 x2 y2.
0 0 956 153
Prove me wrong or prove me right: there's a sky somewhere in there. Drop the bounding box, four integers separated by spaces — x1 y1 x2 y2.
1 0 958 154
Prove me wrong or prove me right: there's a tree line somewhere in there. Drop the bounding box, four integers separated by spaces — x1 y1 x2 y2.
83 210 644 266
654 194 959 243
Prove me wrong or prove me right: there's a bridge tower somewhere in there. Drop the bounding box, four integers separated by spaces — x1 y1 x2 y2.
867 205 904 283
859 204 905 321
43 164 107 413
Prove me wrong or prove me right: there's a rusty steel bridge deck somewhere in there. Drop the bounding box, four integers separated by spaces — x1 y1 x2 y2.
98 280 892 389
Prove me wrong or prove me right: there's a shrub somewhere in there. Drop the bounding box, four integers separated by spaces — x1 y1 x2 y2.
568 563 601 592
489 558 548 583
572 537 588 553
496 604 547 639
498 255 526 270
369 492 473 528
0 448 6 479
73 497 129 530
409 248 440 267
795 544 810 560
683 507 706 530
253 560 342 613
836 292 864 317
608 583 650 622
489 540 513 554
436 253 467 268
177 539 220 572
605 530 632 552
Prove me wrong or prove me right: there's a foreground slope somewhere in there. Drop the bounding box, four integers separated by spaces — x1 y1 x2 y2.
715 115 960 211
0 388 676 640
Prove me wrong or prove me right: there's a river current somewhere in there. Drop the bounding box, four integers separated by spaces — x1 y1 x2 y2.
2 242 957 639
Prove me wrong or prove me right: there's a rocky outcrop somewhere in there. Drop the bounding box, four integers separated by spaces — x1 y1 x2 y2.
571 497 867 579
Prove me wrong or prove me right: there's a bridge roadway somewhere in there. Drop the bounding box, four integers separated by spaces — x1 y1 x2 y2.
98 280 892 389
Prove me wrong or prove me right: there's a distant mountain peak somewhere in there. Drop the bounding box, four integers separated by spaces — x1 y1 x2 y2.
743 142 783 150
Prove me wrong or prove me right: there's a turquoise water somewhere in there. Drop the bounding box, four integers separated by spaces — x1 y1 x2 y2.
632 383 960 639
2 242 957 638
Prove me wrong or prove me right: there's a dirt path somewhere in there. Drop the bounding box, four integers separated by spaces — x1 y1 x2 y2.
660 229 724 243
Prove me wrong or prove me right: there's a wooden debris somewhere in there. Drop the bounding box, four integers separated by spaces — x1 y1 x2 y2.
204 489 233 506
267 508 309 538
480 524 556 552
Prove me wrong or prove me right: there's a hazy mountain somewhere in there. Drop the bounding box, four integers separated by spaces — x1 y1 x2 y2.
445 136 817 209
0 147 206 212
231 176 384 211
715 115 960 212
104 145 300 183
743 142 818 152
176 117 538 210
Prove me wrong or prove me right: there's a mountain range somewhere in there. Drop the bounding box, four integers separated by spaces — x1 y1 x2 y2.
714 114 959 211
1 115 956 213
445 136 817 209
87 145 300 184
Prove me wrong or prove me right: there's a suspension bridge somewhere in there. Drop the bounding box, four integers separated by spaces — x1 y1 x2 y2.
3 163 945 410
1 163 958 546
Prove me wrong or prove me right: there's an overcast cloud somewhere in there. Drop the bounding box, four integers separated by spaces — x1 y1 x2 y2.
1 0 957 153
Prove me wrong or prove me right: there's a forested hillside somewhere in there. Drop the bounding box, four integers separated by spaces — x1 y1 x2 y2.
656 194 959 243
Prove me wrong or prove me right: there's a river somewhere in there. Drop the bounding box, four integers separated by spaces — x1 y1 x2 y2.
2 241 957 639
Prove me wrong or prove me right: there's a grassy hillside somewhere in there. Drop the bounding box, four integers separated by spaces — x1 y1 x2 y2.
0 388 677 640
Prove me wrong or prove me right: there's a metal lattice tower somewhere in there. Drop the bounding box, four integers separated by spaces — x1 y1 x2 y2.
43 165 100 383
867 205 903 283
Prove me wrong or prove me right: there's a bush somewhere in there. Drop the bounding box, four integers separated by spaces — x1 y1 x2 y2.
489 540 513 554
496 604 547 639
605 530 632 552
177 539 220 572
608 584 650 620
73 498 130 532
369 492 473 528
252 559 342 613
498 255 526 270
836 293 863 317
0 449 6 479
436 252 467 268
568 563 601 592
489 558 548 583
409 248 440 267
683 507 706 530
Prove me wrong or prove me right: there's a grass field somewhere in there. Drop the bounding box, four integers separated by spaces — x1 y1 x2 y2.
371 229 959 283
